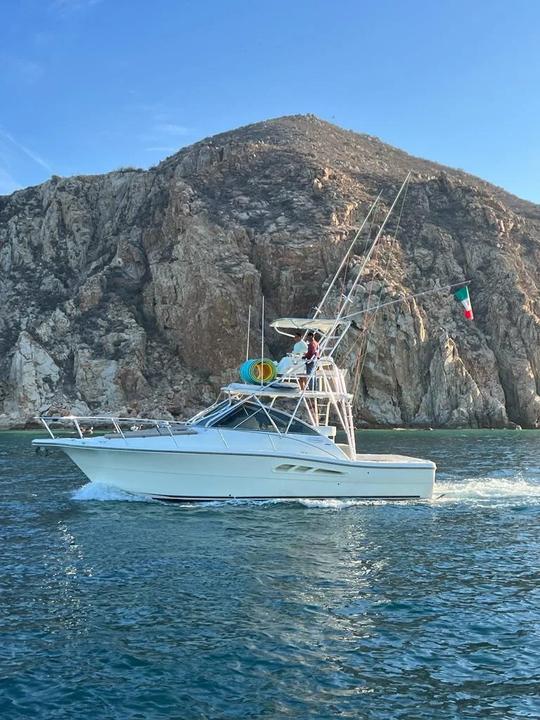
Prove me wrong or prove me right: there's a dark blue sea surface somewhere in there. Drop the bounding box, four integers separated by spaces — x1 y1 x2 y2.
1 430 539 719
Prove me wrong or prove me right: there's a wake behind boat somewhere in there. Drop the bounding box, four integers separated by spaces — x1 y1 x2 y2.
32 175 460 501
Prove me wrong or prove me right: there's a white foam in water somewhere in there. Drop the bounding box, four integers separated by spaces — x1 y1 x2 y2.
72 483 151 502
298 498 389 509
435 476 540 502
70 477 540 507
191 498 290 509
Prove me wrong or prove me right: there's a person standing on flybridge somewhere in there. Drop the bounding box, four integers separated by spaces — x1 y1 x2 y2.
301 332 319 390
276 331 308 377
292 331 308 355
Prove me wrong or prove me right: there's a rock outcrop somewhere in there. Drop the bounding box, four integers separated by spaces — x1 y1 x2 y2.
0 115 539 428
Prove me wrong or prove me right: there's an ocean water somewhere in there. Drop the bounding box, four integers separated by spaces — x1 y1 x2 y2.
0 430 539 719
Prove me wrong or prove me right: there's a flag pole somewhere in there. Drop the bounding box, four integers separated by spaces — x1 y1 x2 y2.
340 281 471 321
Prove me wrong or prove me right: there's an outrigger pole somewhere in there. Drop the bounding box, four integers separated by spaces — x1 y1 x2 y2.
283 180 411 443
318 172 412 356
313 190 383 320
335 173 411 318
284 175 414 450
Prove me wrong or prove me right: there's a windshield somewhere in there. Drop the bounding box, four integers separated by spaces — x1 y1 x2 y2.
195 401 319 436
189 400 231 427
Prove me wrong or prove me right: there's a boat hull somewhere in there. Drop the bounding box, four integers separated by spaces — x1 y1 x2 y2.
41 443 435 500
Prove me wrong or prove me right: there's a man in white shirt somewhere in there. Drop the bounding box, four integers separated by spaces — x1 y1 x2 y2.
276 331 308 377
292 331 308 355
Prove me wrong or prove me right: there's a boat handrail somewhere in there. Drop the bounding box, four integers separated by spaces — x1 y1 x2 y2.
36 415 188 440
36 414 345 460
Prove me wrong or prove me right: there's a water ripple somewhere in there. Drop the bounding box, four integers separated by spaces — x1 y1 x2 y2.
1 429 539 719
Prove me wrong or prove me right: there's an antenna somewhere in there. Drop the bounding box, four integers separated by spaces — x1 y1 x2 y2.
245 305 251 361
260 295 265 386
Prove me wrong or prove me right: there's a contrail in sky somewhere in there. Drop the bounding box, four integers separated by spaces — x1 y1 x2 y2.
0 128 53 173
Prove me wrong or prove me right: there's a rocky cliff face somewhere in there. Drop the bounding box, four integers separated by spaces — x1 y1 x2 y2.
1 115 539 428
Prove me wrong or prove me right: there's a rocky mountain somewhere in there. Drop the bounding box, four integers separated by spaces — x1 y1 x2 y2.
1 114 539 429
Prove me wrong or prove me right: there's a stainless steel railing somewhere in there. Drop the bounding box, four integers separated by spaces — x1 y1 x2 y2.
36 415 189 441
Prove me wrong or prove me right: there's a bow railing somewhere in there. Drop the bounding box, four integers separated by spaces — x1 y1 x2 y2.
36 415 191 441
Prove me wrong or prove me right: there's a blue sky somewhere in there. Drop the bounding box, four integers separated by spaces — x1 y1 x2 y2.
1 0 538 201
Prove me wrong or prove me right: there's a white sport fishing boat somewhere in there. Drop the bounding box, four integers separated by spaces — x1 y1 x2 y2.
33 176 438 500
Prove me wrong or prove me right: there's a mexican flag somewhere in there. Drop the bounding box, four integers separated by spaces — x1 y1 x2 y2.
454 286 474 320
